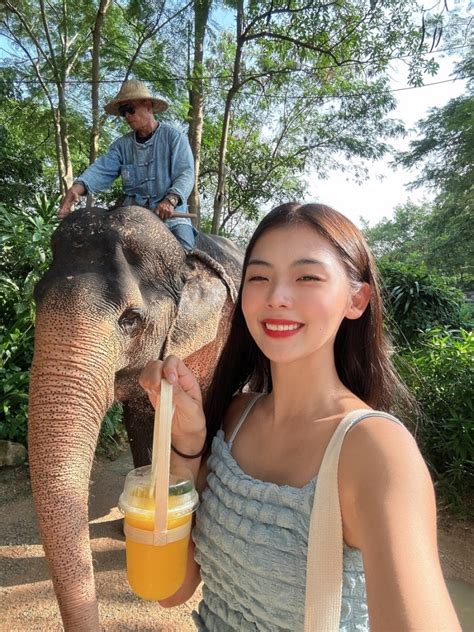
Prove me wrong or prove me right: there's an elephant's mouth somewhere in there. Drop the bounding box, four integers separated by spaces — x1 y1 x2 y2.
114 367 145 401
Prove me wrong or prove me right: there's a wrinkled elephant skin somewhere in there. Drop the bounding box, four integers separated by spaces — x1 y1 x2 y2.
28 206 242 630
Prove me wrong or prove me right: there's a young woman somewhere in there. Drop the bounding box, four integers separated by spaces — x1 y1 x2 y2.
140 203 460 631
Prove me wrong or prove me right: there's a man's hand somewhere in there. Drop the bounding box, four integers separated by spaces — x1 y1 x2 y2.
58 182 86 219
153 199 175 220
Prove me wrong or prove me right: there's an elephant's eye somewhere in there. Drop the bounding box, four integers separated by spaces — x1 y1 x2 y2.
119 308 144 334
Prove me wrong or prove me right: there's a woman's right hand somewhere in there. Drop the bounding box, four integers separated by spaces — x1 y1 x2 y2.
139 356 206 455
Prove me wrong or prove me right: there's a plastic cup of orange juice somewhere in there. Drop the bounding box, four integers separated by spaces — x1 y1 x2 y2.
119 465 199 601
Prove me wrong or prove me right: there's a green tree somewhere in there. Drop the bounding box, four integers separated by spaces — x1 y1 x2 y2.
396 50 474 282
362 201 432 265
200 0 442 233
0 70 48 205
363 197 473 286
0 0 108 191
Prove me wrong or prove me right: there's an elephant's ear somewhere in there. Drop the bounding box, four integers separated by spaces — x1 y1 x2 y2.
163 250 238 388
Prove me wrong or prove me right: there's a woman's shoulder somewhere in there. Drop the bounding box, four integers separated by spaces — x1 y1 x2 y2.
343 411 414 451
342 411 419 465
221 391 263 442
340 412 431 502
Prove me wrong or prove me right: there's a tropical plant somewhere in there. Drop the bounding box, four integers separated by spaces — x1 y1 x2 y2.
0 195 126 449
379 261 465 345
0 308 33 444
0 194 58 443
396 328 474 515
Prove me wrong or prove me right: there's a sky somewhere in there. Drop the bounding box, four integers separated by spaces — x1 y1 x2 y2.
308 53 468 228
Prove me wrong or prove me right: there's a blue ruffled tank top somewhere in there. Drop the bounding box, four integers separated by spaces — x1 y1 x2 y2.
192 396 401 631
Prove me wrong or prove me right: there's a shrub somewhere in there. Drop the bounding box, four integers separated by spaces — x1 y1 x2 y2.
379 261 465 345
97 403 127 459
0 313 33 444
0 195 125 452
396 327 474 515
0 195 58 444
0 194 59 280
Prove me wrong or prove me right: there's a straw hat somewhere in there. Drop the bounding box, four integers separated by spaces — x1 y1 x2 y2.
104 79 168 115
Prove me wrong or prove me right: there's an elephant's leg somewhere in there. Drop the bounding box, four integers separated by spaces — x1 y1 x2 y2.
122 395 155 468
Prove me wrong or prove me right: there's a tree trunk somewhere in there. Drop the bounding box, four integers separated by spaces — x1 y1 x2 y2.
57 83 74 192
50 107 66 194
211 0 243 235
211 91 234 234
188 0 211 228
89 0 111 165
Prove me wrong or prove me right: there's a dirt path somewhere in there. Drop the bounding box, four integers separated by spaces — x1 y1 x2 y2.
1 449 200 631
1 449 473 631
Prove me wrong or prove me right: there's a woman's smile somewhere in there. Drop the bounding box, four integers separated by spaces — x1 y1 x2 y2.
262 319 304 337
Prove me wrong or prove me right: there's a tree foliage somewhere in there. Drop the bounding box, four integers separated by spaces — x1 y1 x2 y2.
0 70 48 205
379 260 465 345
0 0 189 192
0 0 451 233
202 0 441 232
395 49 474 282
363 195 474 287
362 201 432 265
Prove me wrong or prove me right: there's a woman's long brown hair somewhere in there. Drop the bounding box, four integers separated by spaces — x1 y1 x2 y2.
203 202 415 447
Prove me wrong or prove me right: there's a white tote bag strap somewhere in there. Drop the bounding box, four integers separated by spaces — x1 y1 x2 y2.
304 409 400 631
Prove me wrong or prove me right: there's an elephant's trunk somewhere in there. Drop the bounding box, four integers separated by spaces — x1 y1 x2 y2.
29 313 118 631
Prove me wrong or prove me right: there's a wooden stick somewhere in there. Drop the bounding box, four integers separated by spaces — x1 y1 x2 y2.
171 211 197 218
151 380 173 545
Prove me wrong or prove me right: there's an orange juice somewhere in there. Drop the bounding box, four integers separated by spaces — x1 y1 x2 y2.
119 466 199 601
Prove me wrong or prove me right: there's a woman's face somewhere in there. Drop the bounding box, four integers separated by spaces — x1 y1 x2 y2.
242 223 364 366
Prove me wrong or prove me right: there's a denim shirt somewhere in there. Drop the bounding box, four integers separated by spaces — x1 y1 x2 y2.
76 123 195 228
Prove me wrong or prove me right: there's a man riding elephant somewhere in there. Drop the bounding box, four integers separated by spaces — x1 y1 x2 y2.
59 79 196 251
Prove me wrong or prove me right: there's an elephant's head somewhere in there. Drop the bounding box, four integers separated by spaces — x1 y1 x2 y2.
28 206 242 630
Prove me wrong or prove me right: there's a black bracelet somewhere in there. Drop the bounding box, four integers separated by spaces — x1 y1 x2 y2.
171 441 207 459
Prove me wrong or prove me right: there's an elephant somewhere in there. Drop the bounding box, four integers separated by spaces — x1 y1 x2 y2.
28 205 243 631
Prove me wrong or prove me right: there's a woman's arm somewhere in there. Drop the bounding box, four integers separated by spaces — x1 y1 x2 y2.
139 357 208 607
339 417 460 632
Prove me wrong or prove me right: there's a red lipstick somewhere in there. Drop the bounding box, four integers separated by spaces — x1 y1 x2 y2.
261 319 303 338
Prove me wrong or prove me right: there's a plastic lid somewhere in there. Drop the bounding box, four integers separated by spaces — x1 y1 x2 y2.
118 464 199 518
